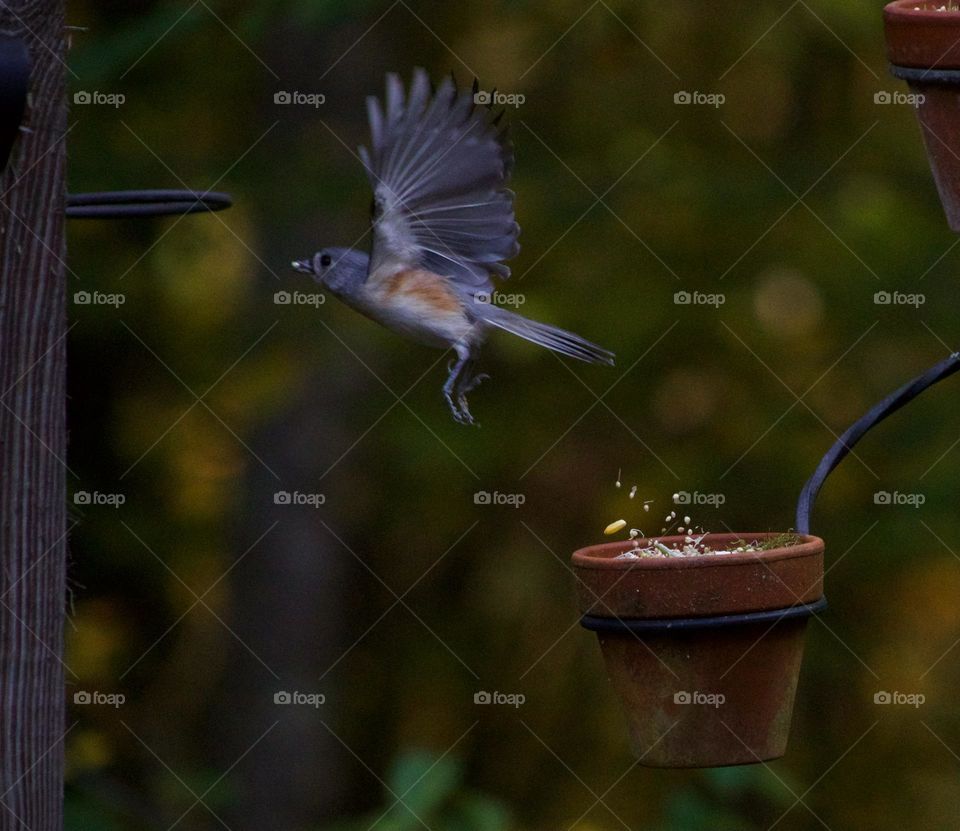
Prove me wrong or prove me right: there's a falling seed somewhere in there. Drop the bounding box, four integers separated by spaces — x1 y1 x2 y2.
654 541 676 557
615 468 621 488
643 503 650 512
684 516 691 525
672 493 680 503
677 526 685 533
629 485 637 499
629 528 640 539
604 519 627 535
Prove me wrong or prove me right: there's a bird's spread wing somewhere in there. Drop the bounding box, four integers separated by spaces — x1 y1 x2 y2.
359 69 520 294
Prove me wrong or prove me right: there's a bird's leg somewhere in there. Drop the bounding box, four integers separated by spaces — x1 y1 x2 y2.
443 354 472 424
454 359 489 425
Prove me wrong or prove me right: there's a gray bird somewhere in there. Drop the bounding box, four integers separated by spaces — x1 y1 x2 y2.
292 68 614 424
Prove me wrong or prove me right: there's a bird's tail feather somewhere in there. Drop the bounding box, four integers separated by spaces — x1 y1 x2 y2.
478 306 615 366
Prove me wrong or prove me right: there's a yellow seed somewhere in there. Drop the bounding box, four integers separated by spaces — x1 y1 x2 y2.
604 519 627 535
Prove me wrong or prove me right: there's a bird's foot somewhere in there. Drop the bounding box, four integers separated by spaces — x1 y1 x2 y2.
444 389 475 425
443 354 485 426
454 374 489 426
456 394 477 426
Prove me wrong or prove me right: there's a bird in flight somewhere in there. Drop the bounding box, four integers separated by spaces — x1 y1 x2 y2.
292 68 614 424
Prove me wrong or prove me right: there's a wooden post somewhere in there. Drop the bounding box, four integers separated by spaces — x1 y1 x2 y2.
0 2 68 829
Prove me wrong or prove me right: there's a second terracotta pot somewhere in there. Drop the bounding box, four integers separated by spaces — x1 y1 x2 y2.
572 532 825 768
885 0 960 230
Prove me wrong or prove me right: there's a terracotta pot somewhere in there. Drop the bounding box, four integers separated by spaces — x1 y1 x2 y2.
884 0 960 230
572 532 825 768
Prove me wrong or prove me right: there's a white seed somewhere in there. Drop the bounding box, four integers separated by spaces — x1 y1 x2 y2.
671 493 680 503
615 468 621 488
643 503 650 512
629 485 637 499
684 516 691 525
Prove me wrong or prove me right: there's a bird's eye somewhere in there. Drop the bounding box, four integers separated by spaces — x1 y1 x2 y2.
320 253 332 268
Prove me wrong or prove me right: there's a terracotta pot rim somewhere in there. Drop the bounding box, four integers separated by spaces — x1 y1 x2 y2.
572 532 824 571
884 0 960 69
885 0 960 22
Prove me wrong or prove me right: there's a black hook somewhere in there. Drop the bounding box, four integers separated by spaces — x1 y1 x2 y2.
796 352 960 534
66 189 232 219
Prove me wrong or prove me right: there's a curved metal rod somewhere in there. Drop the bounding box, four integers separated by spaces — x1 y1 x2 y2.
796 351 960 534
66 189 232 219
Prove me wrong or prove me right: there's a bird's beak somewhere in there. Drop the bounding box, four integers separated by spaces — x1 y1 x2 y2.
291 259 313 274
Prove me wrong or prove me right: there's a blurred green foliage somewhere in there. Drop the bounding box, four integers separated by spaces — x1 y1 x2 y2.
327 750 510 831
62 0 960 828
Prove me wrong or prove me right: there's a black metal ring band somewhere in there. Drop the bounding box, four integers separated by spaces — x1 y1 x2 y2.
66 189 232 219
889 63 960 84
580 596 827 633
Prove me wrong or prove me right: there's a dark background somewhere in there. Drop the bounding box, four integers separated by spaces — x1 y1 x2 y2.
65 1 960 828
